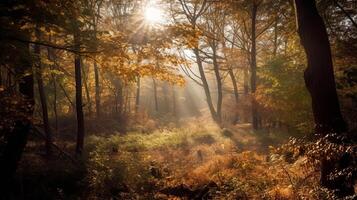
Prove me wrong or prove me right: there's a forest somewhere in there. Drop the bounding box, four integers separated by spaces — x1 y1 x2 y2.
0 0 356 199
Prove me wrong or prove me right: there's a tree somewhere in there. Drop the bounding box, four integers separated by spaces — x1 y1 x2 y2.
294 0 346 135
91 0 103 118
35 28 52 157
177 0 224 124
0 1 40 193
135 76 141 113
294 0 352 196
152 78 159 113
0 41 34 195
74 32 85 155
250 1 259 130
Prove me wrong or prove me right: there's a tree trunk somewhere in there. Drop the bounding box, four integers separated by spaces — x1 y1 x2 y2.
294 0 346 135
153 78 158 113
250 2 259 130
117 81 123 115
172 85 177 118
163 82 169 112
94 61 101 118
127 88 131 114
35 29 52 156
135 76 140 113
93 0 102 119
124 86 130 114
114 90 119 114
0 41 34 194
82 60 92 116
47 37 58 132
229 68 239 124
184 5 219 124
193 47 218 122
52 74 58 132
294 0 351 196
74 32 85 155
223 35 239 124
244 68 249 95
212 42 222 124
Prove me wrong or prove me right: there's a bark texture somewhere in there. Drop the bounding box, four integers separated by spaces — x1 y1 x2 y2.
294 0 351 196
294 0 346 135
74 31 85 155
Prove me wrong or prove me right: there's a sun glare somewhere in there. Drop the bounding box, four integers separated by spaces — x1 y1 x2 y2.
144 6 163 24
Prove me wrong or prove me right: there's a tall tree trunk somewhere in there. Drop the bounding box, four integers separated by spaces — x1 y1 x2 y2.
229 68 239 124
162 82 169 112
114 91 119 114
153 78 158 113
244 67 249 95
212 42 222 124
135 76 140 113
123 86 128 114
223 36 239 124
116 80 123 115
294 0 346 135
74 32 85 155
47 37 58 132
193 47 218 122
92 1 102 118
94 61 100 118
126 88 131 114
250 2 259 130
294 0 351 196
82 60 92 116
184 5 219 124
172 85 177 118
0 41 33 194
52 74 58 132
35 29 52 156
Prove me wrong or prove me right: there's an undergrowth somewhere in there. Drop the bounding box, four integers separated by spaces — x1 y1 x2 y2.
16 120 355 199
83 123 356 199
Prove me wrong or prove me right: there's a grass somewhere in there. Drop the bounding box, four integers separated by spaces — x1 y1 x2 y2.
81 122 332 199
17 120 342 199
86 125 229 153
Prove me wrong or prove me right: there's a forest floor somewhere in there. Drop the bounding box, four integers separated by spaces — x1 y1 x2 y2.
16 118 325 199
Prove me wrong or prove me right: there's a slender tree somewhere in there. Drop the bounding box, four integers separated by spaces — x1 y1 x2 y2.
34 29 52 156
153 78 159 112
47 37 58 132
82 60 92 115
178 0 223 124
135 76 140 113
250 1 259 130
92 1 102 118
74 29 85 155
228 67 239 123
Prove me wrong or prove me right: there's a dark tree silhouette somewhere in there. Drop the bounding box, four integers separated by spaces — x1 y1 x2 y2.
74 30 85 155
294 0 353 196
0 41 34 194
